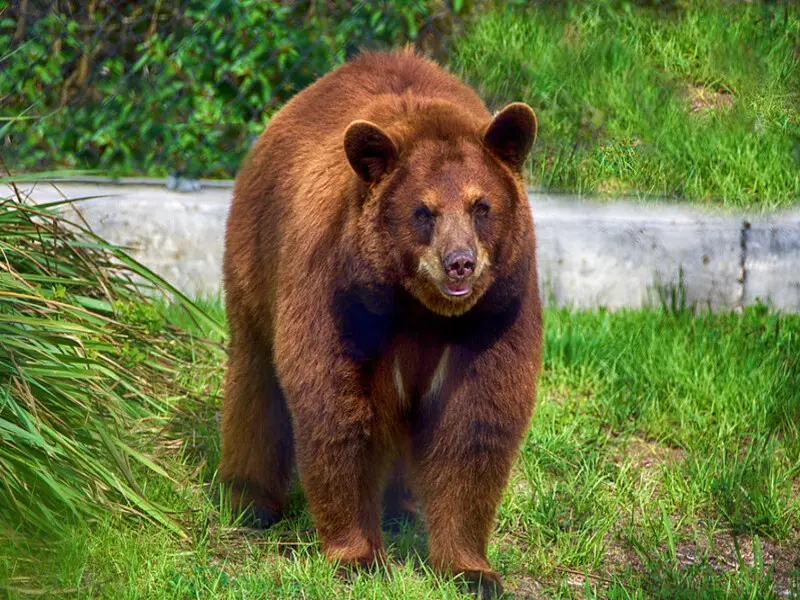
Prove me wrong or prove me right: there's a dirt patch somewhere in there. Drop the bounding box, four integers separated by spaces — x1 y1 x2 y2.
562 23 582 49
605 529 799 594
505 574 549 599
604 537 646 576
503 528 800 597
699 533 800 596
540 378 595 406
206 523 318 569
683 84 734 115
613 436 685 471
603 437 687 566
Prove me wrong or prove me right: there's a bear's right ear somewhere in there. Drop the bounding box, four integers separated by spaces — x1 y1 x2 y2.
344 120 398 183
482 103 537 172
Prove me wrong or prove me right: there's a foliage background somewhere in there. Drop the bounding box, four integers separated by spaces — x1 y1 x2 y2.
2 0 799 203
1 0 437 178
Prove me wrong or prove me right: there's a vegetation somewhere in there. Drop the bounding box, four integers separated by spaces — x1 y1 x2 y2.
452 0 800 209
0 180 223 538
1 0 429 178
4 1 798 207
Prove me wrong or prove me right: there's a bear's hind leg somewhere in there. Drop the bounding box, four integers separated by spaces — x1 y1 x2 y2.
382 454 418 532
219 328 294 528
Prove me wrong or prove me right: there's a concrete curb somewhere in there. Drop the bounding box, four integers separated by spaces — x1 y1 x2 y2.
13 182 800 312
41 175 236 188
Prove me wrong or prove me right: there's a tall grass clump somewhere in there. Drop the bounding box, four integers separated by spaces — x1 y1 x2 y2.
0 179 224 537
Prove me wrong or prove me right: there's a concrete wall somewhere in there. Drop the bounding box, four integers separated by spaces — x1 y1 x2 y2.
24 182 800 312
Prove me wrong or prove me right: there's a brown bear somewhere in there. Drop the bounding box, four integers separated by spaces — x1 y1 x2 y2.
219 48 543 596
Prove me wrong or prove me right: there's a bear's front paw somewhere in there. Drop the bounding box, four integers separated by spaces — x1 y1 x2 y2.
240 506 281 529
463 569 505 599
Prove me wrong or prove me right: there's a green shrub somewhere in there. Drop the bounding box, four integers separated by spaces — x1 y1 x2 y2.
1 1 429 178
0 178 224 536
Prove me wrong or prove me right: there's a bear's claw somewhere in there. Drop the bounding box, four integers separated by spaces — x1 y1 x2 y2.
240 506 281 529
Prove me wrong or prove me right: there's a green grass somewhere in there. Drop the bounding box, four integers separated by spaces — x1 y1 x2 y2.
0 183 224 539
2 303 797 598
450 0 800 209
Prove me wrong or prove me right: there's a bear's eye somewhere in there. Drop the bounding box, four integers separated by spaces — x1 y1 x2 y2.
413 205 434 224
473 200 491 218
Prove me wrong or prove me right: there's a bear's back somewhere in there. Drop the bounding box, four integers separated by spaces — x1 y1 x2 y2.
271 49 489 143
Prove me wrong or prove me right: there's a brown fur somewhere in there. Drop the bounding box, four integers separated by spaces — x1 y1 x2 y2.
220 48 543 595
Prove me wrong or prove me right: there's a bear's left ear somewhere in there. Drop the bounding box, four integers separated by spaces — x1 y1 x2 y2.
482 102 537 172
344 120 398 183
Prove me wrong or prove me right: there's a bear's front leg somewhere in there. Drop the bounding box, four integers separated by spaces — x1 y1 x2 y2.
275 299 392 569
291 391 391 568
412 340 539 598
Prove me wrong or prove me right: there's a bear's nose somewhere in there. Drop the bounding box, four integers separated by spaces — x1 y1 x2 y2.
443 249 475 281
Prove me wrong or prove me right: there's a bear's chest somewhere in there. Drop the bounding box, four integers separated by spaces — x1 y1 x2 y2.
391 338 449 404
365 332 458 429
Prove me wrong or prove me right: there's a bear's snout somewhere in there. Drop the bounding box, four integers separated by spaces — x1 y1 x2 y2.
443 249 475 281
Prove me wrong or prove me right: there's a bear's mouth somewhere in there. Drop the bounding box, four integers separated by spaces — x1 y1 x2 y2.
441 281 473 298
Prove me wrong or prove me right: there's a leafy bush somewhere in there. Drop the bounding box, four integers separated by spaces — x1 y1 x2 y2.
1 1 430 178
0 178 224 535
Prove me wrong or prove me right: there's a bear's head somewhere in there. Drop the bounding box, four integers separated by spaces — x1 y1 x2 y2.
344 102 537 317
